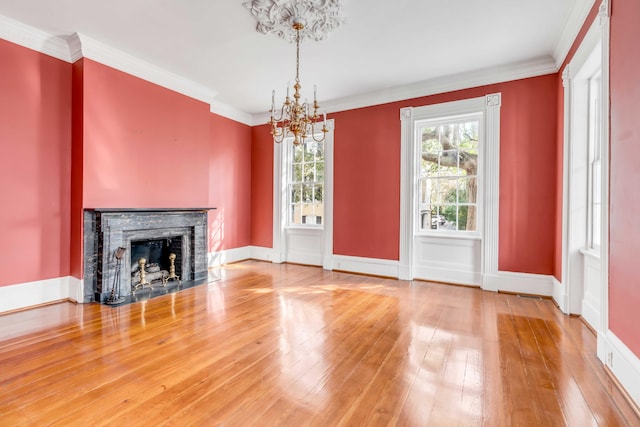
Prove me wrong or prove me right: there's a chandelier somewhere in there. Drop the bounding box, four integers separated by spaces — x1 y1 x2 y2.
269 17 328 145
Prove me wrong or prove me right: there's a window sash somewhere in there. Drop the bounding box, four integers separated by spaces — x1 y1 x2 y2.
417 115 481 233
286 140 325 227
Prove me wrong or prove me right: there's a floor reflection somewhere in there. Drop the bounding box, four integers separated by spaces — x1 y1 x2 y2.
277 294 328 409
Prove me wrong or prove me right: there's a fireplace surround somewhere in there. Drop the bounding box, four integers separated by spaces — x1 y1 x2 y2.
83 208 211 303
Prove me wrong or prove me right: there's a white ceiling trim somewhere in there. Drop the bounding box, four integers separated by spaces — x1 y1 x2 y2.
209 99 253 125
553 0 597 68
251 56 557 126
0 13 251 124
70 33 218 109
0 13 72 62
0 1 597 128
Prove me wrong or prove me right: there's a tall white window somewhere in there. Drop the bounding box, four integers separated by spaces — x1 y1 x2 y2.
588 71 602 250
273 120 333 267
417 114 481 232
288 140 324 226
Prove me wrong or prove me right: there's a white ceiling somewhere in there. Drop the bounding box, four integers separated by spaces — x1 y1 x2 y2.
0 0 591 121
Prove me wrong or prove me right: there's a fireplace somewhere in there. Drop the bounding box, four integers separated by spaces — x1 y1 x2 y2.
83 209 211 303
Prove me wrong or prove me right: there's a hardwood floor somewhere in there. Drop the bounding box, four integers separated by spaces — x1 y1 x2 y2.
1 260 638 426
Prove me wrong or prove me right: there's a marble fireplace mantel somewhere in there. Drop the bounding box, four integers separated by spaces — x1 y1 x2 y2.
83 208 214 303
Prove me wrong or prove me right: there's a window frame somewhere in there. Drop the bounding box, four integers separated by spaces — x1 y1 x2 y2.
285 139 325 228
587 70 602 252
399 94 501 283
415 112 483 236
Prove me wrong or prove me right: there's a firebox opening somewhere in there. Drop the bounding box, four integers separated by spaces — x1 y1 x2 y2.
131 237 183 288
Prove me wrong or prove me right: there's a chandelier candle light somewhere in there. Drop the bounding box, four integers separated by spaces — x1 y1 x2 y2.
269 17 328 145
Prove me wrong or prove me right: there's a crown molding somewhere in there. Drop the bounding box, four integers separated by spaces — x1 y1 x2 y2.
209 100 253 126
553 0 597 68
0 14 245 123
251 55 556 125
71 33 217 107
0 13 73 62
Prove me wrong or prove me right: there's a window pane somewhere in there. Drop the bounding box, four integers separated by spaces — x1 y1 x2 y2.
291 184 301 203
430 205 447 230
292 163 302 182
439 149 459 172
293 145 303 163
304 142 317 162
302 184 313 202
290 204 302 224
456 178 477 204
457 205 477 231
440 178 458 204
301 203 312 224
287 138 325 227
316 161 324 182
314 184 323 203
419 179 429 204
426 179 443 205
417 115 480 233
303 162 315 182
421 157 438 177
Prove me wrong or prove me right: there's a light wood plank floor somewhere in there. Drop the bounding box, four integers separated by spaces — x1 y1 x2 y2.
1 261 638 426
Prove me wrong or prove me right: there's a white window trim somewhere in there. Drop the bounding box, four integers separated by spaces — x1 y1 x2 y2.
272 119 335 268
399 94 501 286
559 1 610 342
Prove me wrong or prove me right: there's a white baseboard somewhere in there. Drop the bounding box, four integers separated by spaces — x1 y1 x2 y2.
331 255 399 278
552 276 569 313
249 246 275 262
482 271 554 296
0 276 80 313
208 246 253 267
285 252 323 267
69 277 84 303
582 294 602 332
208 250 556 301
413 265 481 287
603 330 640 408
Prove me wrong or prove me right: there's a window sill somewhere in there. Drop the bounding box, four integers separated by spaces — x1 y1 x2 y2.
416 231 481 240
286 225 323 231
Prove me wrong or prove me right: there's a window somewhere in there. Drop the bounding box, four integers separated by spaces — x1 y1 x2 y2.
588 71 602 250
417 114 481 232
288 140 324 226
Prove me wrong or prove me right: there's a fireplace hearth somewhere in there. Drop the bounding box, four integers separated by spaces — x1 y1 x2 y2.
83 208 212 304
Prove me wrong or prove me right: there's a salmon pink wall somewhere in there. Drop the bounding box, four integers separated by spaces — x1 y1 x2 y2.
331 104 401 261
609 0 640 358
70 60 85 278
0 39 72 287
333 78 558 272
80 59 211 208
209 114 252 251
250 77 558 274
250 126 274 247
496 76 558 274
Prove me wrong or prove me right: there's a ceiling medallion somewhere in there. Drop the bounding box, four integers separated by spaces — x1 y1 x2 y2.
243 0 345 42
